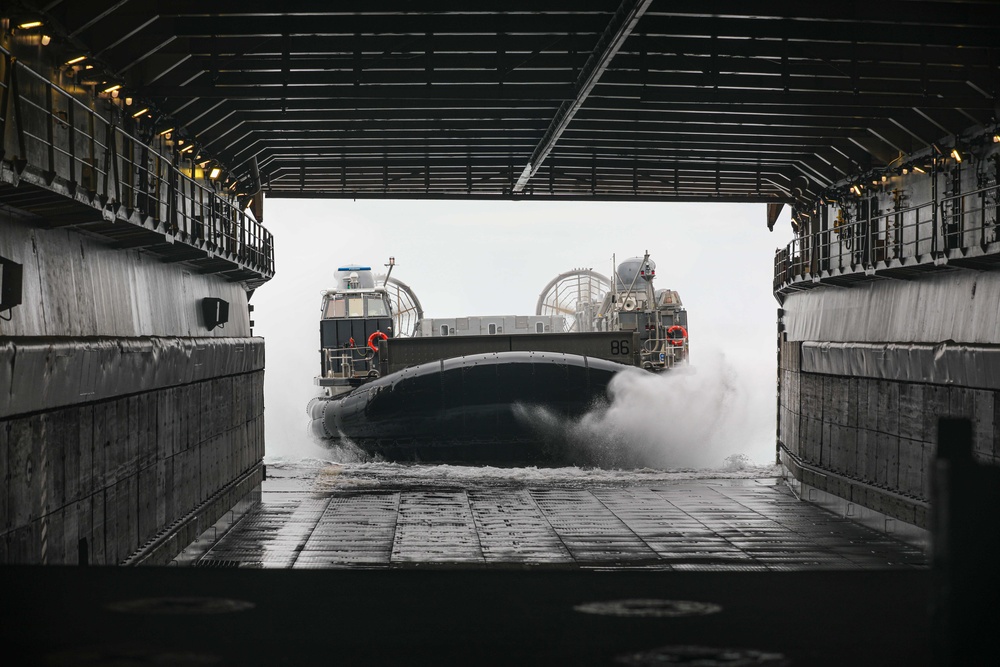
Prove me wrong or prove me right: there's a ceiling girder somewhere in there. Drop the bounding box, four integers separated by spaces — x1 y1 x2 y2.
512 0 654 192
16 1 995 204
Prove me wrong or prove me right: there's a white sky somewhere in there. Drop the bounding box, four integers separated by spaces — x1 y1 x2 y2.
253 198 795 464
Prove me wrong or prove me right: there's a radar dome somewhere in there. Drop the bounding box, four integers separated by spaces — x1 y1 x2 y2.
617 257 656 286
335 265 375 289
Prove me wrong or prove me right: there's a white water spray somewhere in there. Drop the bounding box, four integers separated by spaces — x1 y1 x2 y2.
517 346 775 469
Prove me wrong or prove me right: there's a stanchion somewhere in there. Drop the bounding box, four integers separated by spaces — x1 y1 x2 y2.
932 418 1000 666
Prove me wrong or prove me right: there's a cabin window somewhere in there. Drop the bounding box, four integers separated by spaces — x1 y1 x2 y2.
535 322 544 333
440 325 449 336
347 298 364 317
365 296 389 317
488 323 497 335
324 298 346 318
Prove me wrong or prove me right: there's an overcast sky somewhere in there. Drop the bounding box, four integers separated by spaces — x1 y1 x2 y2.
254 198 795 465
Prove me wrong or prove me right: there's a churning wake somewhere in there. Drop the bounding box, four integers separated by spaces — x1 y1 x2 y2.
515 347 774 469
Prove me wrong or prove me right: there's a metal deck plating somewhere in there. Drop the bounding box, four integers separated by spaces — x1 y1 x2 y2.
182 463 926 571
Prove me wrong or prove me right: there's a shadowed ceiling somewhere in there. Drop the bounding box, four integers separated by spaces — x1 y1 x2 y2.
10 0 999 203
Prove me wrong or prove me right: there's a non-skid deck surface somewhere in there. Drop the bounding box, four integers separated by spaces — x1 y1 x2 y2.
190 463 926 570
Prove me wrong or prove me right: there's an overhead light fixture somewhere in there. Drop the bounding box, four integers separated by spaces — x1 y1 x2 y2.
993 134 1000 143
913 165 926 174
41 35 51 46
158 127 174 136
102 84 121 94
951 148 962 163
180 144 194 153
17 21 43 30
131 107 149 118
65 55 87 66
209 167 222 179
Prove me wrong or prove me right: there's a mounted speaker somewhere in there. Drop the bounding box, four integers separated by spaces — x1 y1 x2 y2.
202 297 230 330
0 256 23 315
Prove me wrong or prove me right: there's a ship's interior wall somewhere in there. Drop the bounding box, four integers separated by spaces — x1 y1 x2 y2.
782 270 1000 344
779 336 998 532
777 129 1000 534
1 366 265 564
0 215 252 338
1 212 265 564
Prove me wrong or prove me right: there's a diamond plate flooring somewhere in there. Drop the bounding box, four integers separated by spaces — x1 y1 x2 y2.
187 462 927 570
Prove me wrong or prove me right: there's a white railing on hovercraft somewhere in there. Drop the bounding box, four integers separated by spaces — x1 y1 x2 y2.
642 338 689 370
321 345 379 381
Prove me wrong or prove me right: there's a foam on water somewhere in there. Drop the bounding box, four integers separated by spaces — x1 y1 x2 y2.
515 347 775 469
266 458 782 491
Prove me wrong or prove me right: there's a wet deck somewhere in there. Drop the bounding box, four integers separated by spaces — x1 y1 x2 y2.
182 462 926 570
3 462 937 665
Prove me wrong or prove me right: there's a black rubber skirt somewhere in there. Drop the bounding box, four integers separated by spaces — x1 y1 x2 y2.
308 350 626 463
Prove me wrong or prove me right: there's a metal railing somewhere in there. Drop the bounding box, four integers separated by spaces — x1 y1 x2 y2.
0 50 273 281
321 345 379 380
641 337 689 370
775 181 998 291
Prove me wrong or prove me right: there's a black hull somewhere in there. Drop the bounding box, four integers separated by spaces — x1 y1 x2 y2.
309 351 626 462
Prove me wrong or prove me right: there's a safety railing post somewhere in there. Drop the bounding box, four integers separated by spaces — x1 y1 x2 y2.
0 53 10 163
44 84 55 182
100 120 111 207
85 110 95 195
122 129 134 213
931 158 940 256
978 187 987 250
109 123 122 213
865 198 872 269
959 187 966 250
66 99 76 189
168 155 179 237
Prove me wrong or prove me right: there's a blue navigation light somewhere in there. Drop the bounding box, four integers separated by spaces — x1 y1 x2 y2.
337 266 372 271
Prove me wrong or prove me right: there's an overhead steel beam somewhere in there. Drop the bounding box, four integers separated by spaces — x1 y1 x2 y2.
512 0 653 193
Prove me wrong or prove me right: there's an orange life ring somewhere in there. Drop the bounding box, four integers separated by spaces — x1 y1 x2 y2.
666 325 688 347
367 330 388 353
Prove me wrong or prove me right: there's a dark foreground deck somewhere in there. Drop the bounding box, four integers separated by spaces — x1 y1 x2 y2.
1 463 938 666
3 564 930 665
